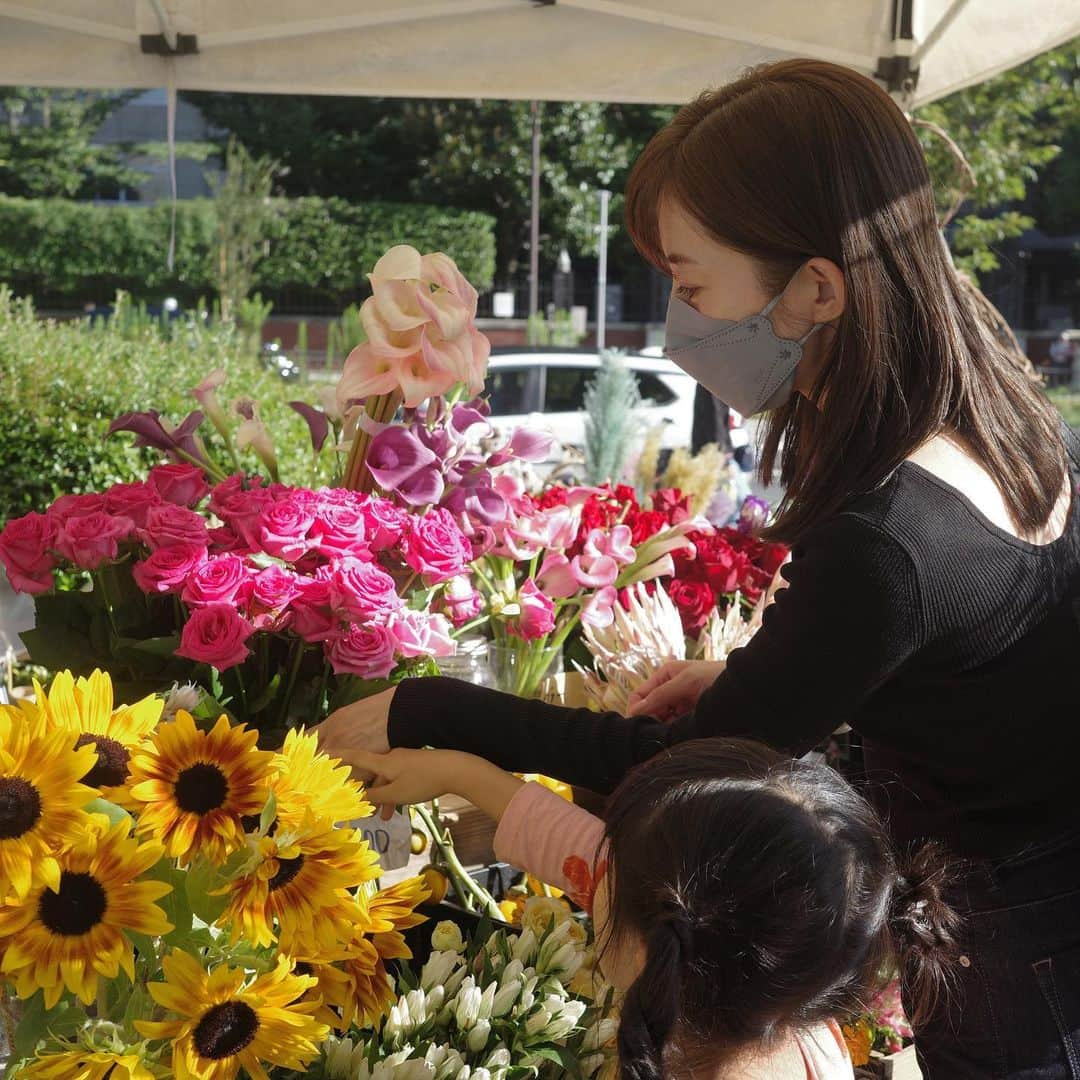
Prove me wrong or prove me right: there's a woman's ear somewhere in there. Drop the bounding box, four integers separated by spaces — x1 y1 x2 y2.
806 257 845 323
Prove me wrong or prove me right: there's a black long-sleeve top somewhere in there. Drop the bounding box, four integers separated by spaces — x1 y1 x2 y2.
390 449 1080 862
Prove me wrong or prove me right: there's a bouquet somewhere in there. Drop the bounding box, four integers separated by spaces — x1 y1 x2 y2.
1 668 431 1078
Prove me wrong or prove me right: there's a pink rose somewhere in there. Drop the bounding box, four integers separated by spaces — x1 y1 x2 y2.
148 463 210 508
326 623 397 679
249 565 302 630
388 609 456 659
176 603 255 671
55 512 135 570
258 498 316 562
511 578 555 641
291 577 337 643
207 525 252 555
0 512 58 594
310 504 370 560
47 493 107 528
403 508 472 584
182 554 253 608
105 482 163 529
132 542 208 595
209 473 265 516
329 558 402 621
359 496 408 551
443 575 484 627
140 504 210 550
210 476 274 549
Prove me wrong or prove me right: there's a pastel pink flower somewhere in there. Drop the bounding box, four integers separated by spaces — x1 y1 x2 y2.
536 553 581 599
258 498 316 562
326 623 397 680
511 578 556 641
388 609 456 659
182 554 253 608
105 482 163 529
132 542 208 595
570 553 619 590
403 509 473 584
177 603 255 671
140 504 210 550
56 512 135 570
147 463 210 508
443 575 484 626
584 524 635 566
329 558 402 621
581 586 618 629
0 512 58 594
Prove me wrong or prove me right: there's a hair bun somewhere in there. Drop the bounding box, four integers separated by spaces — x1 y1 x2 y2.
889 842 962 1025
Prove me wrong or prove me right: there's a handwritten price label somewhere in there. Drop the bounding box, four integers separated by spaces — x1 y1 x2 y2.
351 808 412 872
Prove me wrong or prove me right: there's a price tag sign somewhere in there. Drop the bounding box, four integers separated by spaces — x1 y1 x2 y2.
352 808 412 872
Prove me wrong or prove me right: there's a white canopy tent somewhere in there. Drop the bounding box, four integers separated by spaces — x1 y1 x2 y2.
0 0 1077 109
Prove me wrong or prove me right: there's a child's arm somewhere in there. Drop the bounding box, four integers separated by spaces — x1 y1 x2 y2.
343 747 524 822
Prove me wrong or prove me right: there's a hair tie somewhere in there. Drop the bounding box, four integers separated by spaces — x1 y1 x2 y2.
662 912 695 961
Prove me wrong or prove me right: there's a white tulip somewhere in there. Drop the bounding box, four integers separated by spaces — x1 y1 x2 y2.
421 950 464 992
467 1019 492 1054
454 981 482 1030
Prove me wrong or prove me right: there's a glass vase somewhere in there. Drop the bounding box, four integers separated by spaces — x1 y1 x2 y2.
486 642 563 700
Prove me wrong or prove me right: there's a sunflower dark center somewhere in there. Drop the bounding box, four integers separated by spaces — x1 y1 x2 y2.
269 854 305 891
293 961 314 976
174 762 229 815
38 871 107 935
75 733 131 788
0 776 42 840
193 1000 259 1060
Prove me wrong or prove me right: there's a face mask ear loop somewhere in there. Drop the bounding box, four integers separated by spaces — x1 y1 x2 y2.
797 323 823 346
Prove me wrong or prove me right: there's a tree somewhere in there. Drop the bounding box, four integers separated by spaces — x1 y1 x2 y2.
915 40 1080 277
0 88 139 199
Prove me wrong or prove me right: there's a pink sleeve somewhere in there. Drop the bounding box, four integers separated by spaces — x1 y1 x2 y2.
494 783 609 913
794 1020 854 1079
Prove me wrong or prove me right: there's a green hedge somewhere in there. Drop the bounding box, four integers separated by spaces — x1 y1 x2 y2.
0 290 333 525
0 195 496 308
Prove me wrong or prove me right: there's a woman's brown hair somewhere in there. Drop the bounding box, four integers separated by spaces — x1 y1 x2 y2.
625 59 1066 542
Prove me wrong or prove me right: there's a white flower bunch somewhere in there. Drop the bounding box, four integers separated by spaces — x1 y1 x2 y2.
320 898 617 1079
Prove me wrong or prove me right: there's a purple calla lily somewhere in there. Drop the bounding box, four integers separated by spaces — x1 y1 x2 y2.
288 401 331 453
366 426 437 493
396 465 446 507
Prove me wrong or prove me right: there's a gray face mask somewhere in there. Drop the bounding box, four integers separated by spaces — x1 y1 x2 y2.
664 271 822 416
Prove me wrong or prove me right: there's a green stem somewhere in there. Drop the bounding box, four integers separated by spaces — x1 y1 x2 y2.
311 660 332 725
449 614 490 640
278 639 306 728
95 568 121 640
413 802 502 920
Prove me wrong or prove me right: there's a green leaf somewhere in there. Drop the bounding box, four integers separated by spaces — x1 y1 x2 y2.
145 859 193 944
248 672 282 714
12 990 50 1061
119 635 182 658
258 790 278 835
85 797 133 829
184 855 231 925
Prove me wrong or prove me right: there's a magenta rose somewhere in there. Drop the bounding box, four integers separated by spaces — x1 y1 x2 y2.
182 554 254 608
105 482 163 529
359 496 408 551
510 578 556 641
209 473 265 516
258 498 316 562
329 558 402 621
211 477 274 549
388 609 456 659
132 542 208 595
310 504 370 560
326 623 397 679
291 577 337 643
249 564 302 629
140 504 210 550
207 525 252 555
148 463 210 508
0 512 58 594
55 512 135 570
176 603 255 671
403 509 473 584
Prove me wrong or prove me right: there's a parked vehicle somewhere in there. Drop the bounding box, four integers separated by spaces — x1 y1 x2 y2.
485 347 696 471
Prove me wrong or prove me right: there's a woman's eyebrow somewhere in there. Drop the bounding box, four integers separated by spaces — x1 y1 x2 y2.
666 253 698 267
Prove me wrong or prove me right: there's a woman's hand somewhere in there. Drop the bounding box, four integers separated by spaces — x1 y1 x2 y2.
312 687 396 780
626 660 726 719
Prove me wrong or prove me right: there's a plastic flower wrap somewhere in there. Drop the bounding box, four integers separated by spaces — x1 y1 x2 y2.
2 669 432 1079
313 897 618 1080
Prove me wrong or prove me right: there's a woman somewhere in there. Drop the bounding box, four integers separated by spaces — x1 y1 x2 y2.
317 59 1080 1078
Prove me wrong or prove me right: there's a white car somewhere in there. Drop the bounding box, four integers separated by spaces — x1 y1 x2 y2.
484 348 696 470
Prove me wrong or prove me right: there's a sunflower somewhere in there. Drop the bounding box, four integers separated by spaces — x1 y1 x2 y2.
129 712 274 865
0 818 172 1008
20 1048 167 1080
366 874 431 964
268 728 373 830
31 669 163 805
0 704 98 900
326 934 397 1030
136 951 329 1080
218 818 379 955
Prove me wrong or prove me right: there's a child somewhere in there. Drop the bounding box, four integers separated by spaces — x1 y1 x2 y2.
347 737 959 1079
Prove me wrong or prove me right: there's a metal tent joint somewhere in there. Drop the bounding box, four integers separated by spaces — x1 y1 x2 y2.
140 32 198 55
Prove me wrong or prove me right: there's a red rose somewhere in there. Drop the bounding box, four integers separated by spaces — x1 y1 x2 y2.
403 509 473 584
176 603 255 671
652 488 692 524
667 579 715 635
756 541 790 577
140 504 210 550
47 493 107 528
703 546 750 596
0 512 58 594
132 542 208 595
148 463 210 508
536 486 569 510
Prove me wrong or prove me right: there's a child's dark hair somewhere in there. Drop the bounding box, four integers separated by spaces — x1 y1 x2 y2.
601 739 961 1079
